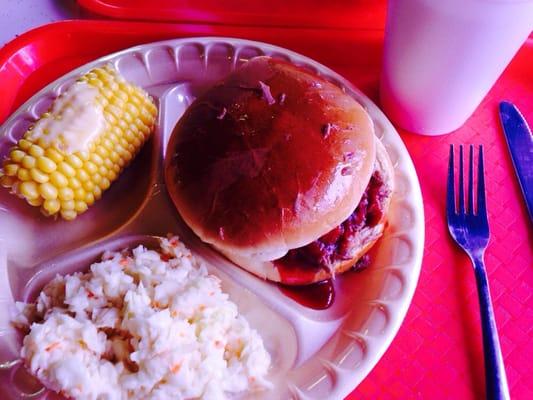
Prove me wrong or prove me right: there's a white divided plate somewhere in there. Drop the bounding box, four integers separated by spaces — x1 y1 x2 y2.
0 37 424 399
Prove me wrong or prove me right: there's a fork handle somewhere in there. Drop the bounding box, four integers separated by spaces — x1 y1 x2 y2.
472 255 510 400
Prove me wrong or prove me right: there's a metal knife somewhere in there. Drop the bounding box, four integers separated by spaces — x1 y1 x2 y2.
498 101 533 223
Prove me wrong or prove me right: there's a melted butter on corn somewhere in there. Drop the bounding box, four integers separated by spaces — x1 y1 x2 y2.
0 65 157 220
30 82 106 153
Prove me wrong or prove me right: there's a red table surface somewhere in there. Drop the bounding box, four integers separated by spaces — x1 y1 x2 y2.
0 20 531 400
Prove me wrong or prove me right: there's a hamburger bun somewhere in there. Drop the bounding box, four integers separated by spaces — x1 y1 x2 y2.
165 56 393 284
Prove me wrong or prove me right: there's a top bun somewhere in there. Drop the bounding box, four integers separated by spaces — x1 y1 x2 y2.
165 56 376 261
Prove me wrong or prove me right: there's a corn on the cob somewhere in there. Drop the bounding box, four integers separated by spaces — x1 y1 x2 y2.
0 65 157 220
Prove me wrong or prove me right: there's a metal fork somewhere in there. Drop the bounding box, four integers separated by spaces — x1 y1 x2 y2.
446 145 510 400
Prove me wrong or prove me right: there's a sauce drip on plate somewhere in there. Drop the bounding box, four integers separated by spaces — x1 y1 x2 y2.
276 255 370 310
279 279 335 310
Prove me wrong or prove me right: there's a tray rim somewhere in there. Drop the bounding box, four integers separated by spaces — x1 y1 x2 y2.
76 0 387 29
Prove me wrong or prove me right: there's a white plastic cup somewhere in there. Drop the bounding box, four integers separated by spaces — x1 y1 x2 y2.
380 0 533 135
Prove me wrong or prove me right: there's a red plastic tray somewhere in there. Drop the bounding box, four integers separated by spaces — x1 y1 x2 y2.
77 0 386 29
0 20 531 400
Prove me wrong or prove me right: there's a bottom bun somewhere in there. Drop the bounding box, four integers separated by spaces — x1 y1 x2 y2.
216 138 395 285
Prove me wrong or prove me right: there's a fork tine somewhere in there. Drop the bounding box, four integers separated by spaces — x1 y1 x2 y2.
458 145 465 214
447 145 456 216
468 144 474 214
477 145 487 217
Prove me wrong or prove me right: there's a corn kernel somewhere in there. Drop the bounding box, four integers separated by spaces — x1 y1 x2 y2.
17 168 30 181
36 156 57 173
107 81 119 92
111 96 125 109
108 105 123 119
85 192 95 206
116 91 128 103
39 182 58 200
84 161 98 175
117 119 128 132
109 151 120 163
122 111 133 124
129 93 142 106
121 82 135 95
123 150 134 163
28 145 44 158
96 146 109 159
74 201 88 214
140 108 154 125
20 181 39 199
95 68 110 80
45 147 64 163
119 138 129 148
74 187 86 200
87 141 96 154
90 153 104 166
104 112 117 126
58 162 76 177
58 187 74 201
83 180 95 192
102 138 114 151
92 174 103 185
60 210 77 220
43 199 60 214
18 139 32 151
21 155 36 169
60 199 75 211
0 175 15 188
27 197 43 207
107 170 118 181
125 103 139 117
111 125 121 136
66 154 83 169
89 78 104 89
99 178 111 190
109 133 120 145
76 169 90 182
124 130 136 143
103 159 114 170
30 168 49 183
68 178 81 190
10 149 25 163
101 88 113 100
78 151 90 161
98 166 108 176
132 137 142 148
93 186 102 200
36 137 47 148
50 171 68 188
3 163 19 176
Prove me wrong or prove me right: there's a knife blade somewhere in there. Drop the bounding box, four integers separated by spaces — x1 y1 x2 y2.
498 101 533 223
